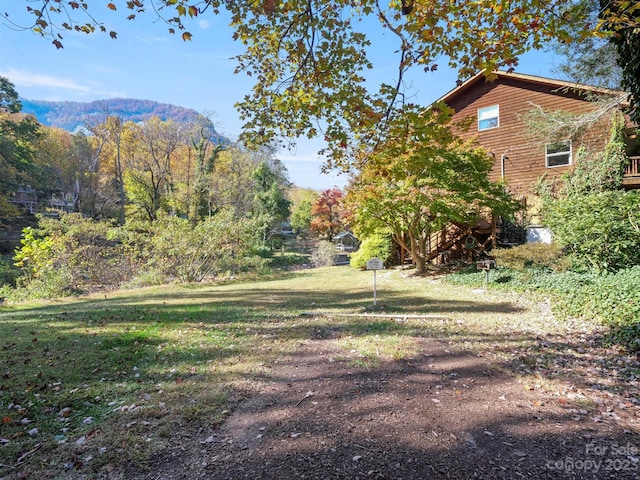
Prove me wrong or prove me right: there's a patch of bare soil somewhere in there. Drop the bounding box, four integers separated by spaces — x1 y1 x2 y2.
141 337 640 480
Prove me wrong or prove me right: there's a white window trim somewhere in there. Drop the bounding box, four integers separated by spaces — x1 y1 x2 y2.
545 140 572 168
478 105 499 131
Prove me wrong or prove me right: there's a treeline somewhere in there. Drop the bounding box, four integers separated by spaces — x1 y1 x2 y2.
1 77 290 229
1 76 335 299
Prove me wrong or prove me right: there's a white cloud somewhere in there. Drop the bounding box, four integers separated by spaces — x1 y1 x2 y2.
135 35 171 46
0 68 90 93
198 20 211 30
277 153 322 164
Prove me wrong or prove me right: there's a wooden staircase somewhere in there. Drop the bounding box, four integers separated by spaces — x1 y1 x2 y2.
424 224 470 263
396 217 499 267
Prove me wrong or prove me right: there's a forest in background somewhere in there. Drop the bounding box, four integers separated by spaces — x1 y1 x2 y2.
0 76 358 301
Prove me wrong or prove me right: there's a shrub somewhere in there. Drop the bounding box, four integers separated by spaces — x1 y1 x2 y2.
268 254 310 270
122 268 166 289
0 256 20 287
10 214 131 298
251 245 273 259
5 268 76 301
311 241 338 267
542 190 640 273
350 234 392 269
143 211 258 283
490 243 568 272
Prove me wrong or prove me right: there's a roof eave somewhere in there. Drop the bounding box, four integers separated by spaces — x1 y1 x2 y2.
435 70 628 106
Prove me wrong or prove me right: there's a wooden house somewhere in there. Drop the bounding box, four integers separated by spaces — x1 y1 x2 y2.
418 71 639 263
438 71 639 197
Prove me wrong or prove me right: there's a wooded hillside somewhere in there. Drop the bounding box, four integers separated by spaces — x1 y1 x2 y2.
20 98 227 143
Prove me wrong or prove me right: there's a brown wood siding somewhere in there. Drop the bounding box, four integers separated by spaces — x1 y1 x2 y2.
445 76 612 196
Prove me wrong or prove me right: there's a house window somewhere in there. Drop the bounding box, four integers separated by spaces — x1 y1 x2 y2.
546 140 572 167
478 105 499 131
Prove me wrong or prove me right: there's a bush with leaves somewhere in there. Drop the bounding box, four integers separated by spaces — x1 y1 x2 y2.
350 234 392 269
542 190 640 273
490 243 568 272
535 114 639 273
311 241 338 268
0 256 19 287
8 214 130 299
563 115 628 196
143 210 258 283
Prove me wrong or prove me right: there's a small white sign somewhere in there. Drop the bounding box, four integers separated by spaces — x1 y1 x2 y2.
366 257 384 270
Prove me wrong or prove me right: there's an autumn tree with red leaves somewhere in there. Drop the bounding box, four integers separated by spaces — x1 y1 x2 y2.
310 188 347 241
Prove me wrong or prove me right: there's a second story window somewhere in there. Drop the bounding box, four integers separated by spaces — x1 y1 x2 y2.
546 140 572 167
478 105 499 131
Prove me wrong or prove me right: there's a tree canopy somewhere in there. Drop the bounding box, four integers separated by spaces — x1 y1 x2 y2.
599 0 640 123
310 188 346 241
345 104 520 272
0 78 43 221
0 77 22 113
3 0 613 170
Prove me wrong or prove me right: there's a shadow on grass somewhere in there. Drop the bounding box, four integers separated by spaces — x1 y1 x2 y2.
142 337 640 480
2 270 635 479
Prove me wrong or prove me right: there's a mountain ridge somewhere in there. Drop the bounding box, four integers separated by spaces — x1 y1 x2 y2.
20 97 227 142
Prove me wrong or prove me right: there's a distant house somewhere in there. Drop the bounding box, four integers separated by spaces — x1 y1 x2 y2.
332 231 359 252
279 222 294 236
10 186 75 216
438 71 639 197
11 186 38 214
48 192 75 214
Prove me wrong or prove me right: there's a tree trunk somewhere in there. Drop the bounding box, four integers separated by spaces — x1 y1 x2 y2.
116 144 125 225
414 255 427 273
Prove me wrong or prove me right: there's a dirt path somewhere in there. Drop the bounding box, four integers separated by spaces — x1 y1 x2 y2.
142 336 640 480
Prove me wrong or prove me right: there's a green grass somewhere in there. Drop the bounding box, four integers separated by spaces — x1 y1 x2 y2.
0 266 609 477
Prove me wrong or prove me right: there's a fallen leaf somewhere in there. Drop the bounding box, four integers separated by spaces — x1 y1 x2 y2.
58 407 72 417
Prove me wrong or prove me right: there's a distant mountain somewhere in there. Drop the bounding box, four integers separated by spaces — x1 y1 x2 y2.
20 98 228 143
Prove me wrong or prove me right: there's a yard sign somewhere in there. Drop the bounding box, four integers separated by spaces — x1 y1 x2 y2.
366 257 384 306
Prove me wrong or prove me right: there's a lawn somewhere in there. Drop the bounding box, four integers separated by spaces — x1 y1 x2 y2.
0 266 636 478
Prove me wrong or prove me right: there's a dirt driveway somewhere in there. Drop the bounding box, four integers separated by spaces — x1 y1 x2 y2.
142 332 640 480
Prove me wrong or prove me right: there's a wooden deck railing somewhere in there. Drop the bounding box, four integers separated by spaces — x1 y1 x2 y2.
625 156 640 177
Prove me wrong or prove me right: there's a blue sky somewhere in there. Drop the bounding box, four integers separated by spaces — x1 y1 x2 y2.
1 4 563 190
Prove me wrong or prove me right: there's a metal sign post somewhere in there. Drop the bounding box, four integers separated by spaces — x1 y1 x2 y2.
476 259 497 288
366 257 384 306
